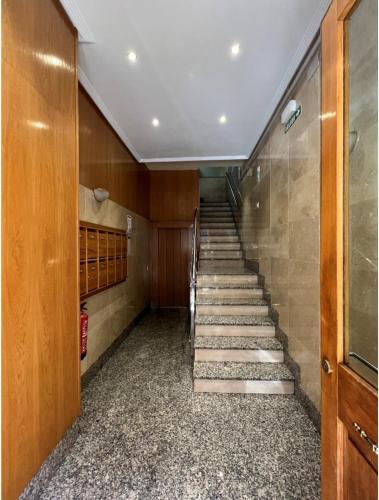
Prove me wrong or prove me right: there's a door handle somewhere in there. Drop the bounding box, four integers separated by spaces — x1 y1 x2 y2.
322 358 333 374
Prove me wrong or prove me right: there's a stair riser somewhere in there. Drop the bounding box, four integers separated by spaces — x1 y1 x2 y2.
200 211 233 216
193 380 294 394
195 325 275 337
200 243 241 250
197 275 258 286
199 262 245 271
196 305 268 316
196 289 263 299
199 251 242 259
200 230 237 236
200 218 234 223
201 223 236 227
200 236 239 242
194 349 284 363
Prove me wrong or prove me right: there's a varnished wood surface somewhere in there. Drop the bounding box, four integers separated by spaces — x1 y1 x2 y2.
150 171 198 307
79 86 150 219
150 170 199 222
343 431 378 500
157 228 192 307
321 1 378 499
79 221 127 299
2 1 80 498
338 364 378 472
320 3 344 495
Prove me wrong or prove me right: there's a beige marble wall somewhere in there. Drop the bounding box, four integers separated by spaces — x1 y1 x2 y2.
200 178 227 202
79 185 151 374
240 53 321 409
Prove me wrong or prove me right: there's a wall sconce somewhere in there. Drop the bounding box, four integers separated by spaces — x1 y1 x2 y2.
281 100 298 124
93 188 110 202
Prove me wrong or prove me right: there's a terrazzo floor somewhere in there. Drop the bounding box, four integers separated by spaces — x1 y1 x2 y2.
28 310 320 500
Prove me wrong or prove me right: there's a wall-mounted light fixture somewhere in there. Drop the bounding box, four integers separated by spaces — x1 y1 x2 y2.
93 188 110 203
281 100 298 124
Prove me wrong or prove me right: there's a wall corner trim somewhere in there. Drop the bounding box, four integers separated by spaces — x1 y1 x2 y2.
59 0 96 42
78 67 142 162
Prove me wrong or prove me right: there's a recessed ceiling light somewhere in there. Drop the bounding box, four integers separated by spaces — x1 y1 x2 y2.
219 115 227 124
231 43 240 57
152 118 160 127
128 51 137 62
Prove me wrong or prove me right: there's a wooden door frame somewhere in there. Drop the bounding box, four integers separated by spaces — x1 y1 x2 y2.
320 0 377 498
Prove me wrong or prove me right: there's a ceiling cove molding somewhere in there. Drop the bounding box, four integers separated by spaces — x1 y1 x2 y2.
248 0 332 157
140 155 248 163
59 0 96 43
78 67 142 162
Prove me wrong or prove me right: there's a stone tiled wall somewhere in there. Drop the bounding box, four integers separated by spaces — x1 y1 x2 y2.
239 53 321 409
80 185 151 374
200 177 227 202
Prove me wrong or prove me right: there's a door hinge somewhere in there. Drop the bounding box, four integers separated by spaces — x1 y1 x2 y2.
353 422 379 455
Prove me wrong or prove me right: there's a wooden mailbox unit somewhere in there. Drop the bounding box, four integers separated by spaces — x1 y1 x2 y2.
80 221 127 298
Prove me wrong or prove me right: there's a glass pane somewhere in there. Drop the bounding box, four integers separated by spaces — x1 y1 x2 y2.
344 0 378 387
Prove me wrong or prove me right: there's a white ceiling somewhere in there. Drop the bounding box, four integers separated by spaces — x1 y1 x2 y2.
62 0 330 163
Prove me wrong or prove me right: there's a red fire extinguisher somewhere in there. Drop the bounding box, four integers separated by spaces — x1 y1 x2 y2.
80 302 88 360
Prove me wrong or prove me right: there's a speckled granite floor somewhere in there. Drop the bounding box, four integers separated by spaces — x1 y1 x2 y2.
26 310 320 500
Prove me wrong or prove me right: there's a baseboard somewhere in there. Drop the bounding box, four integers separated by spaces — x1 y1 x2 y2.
81 305 150 391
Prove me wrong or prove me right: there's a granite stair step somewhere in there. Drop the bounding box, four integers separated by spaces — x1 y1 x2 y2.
199 260 245 270
200 235 239 242
200 211 233 217
200 229 237 236
195 315 274 327
196 296 265 305
194 336 284 363
200 242 241 250
197 273 258 286
201 202 230 206
193 362 294 394
196 304 269 316
201 223 236 229
199 250 242 259
195 324 275 337
200 217 234 223
196 287 263 299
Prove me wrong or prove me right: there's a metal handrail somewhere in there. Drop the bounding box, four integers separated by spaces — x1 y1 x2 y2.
226 171 242 207
189 207 199 356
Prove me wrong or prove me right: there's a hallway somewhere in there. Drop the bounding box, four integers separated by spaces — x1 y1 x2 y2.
26 311 320 499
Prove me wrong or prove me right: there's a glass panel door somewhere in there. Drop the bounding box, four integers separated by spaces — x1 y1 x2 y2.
344 0 378 387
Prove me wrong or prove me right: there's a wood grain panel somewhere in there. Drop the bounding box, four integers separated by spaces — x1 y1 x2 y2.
320 2 345 498
150 170 199 222
343 432 377 500
157 228 191 307
150 170 198 307
2 1 80 498
79 87 150 219
338 364 378 471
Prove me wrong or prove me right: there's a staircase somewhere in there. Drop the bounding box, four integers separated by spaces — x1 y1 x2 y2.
193 201 294 394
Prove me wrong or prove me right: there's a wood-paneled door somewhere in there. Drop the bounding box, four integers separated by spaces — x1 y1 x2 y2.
156 227 191 307
320 0 378 498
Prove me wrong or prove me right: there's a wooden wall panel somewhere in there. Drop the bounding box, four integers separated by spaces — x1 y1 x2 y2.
320 2 344 498
157 228 191 307
150 170 199 222
2 1 80 498
150 171 199 307
79 87 150 219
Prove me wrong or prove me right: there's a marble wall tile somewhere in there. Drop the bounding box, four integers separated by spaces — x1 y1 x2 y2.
238 53 321 409
80 185 151 374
